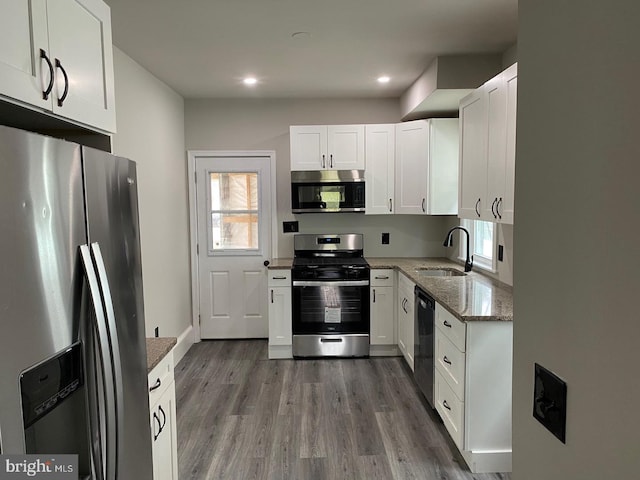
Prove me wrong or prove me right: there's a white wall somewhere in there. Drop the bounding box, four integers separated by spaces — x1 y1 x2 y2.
185 97 453 258
111 48 192 340
514 1 640 479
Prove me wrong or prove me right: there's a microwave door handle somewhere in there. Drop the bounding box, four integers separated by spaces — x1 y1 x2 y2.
80 245 117 480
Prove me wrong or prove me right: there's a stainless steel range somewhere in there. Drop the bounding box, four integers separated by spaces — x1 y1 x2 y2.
292 234 370 357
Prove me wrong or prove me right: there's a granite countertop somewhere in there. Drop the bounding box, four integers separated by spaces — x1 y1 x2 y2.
268 256 513 323
146 337 177 373
368 257 513 322
268 258 293 269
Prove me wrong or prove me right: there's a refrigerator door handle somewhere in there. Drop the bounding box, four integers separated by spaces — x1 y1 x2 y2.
80 245 117 480
90 243 124 477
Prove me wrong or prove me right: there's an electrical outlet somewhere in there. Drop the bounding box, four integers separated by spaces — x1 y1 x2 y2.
283 221 299 233
381 233 390 244
498 245 504 261
533 363 567 443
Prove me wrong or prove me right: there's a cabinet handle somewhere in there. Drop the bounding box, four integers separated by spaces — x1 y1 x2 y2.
443 320 452 328
389 198 392 212
496 197 503 219
373 289 376 303
322 154 326 168
491 198 498 218
475 198 481 217
158 405 167 432
443 356 452 365
272 276 286 280
40 49 54 100
152 412 161 441
270 289 274 303
55 59 69 107
443 400 452 411
421 198 426 213
149 378 162 392
374 275 389 280
330 154 333 168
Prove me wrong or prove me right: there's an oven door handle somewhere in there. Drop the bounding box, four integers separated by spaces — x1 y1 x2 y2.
292 280 370 287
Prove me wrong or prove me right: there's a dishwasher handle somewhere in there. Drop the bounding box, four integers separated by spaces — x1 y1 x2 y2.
415 286 435 310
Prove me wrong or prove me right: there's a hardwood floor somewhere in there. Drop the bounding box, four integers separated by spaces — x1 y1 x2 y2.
175 340 511 480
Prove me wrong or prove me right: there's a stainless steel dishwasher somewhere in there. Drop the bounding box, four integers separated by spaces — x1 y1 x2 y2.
414 286 435 407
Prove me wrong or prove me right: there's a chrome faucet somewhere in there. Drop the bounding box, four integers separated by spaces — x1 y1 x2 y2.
443 227 473 272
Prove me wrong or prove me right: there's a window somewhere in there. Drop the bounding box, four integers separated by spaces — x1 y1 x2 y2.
208 172 260 252
461 219 496 271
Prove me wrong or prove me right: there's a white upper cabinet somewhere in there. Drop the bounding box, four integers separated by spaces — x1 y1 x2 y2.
365 124 395 214
395 119 459 215
0 0 50 110
0 0 116 133
459 63 518 224
290 124 365 170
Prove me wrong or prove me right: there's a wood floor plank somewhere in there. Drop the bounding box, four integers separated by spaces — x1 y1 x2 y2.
175 340 512 480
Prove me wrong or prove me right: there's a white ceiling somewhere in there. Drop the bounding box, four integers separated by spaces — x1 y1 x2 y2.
103 0 517 99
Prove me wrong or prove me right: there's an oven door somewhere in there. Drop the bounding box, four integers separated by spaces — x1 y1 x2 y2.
292 280 370 334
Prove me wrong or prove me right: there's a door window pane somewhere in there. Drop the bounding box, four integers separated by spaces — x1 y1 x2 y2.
209 172 260 250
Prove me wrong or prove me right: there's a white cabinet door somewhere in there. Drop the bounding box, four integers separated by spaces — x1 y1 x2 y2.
371 286 395 345
327 124 365 169
365 124 395 214
150 382 178 480
290 125 364 170
458 64 518 224
395 120 429 214
290 125 327 170
500 64 518 224
0 0 49 109
395 119 459 215
459 90 489 221
396 273 415 370
269 286 292 346
47 0 116 132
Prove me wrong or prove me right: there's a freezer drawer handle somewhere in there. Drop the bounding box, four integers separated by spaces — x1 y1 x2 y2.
149 378 162 392
320 338 343 343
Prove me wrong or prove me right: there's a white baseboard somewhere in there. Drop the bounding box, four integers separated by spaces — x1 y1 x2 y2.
369 344 400 357
461 449 512 474
173 324 195 365
268 345 292 359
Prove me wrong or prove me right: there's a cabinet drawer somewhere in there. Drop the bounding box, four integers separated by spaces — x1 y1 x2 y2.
370 269 395 287
148 350 174 407
436 303 466 352
268 270 291 287
435 370 464 450
435 331 466 400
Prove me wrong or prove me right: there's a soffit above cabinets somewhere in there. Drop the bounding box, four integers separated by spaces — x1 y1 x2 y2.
400 54 503 120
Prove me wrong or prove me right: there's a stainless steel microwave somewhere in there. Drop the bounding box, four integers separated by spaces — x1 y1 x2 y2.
291 170 365 213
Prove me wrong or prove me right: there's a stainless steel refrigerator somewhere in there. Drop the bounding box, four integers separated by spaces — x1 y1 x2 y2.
0 125 153 479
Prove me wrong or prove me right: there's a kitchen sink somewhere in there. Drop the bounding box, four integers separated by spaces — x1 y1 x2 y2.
414 268 466 277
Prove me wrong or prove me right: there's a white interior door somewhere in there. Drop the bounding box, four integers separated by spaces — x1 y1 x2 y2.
194 154 272 339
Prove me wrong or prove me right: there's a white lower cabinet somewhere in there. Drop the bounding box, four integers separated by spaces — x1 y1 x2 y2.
370 269 396 355
434 303 513 473
396 272 415 370
268 269 292 359
148 351 178 480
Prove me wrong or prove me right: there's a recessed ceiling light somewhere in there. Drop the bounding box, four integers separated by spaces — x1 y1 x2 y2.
243 77 258 86
377 76 391 84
